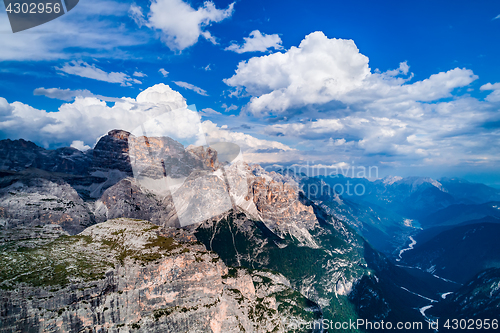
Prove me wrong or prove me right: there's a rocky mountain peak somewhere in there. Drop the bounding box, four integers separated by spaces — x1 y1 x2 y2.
106 129 131 140
92 130 132 174
0 138 41 150
382 175 403 185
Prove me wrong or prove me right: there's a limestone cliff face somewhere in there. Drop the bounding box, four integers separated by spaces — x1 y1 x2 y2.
250 173 319 246
223 161 320 247
0 219 316 333
186 145 219 171
183 160 371 324
128 135 215 181
168 169 233 227
95 177 179 228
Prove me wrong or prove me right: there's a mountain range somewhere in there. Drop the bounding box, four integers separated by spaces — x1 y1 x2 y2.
1 130 499 332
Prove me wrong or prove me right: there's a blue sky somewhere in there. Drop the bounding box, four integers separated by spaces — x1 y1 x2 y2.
1 0 500 185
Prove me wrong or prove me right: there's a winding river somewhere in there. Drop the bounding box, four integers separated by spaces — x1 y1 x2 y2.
396 236 417 261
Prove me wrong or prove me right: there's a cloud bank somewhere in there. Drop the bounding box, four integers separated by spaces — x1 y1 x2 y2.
223 31 500 170
0 0 147 61
1 84 289 162
225 31 477 116
1 84 186 147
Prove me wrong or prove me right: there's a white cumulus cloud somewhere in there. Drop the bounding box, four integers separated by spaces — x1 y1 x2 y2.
222 103 238 112
262 95 500 167
0 97 14 116
224 31 371 115
131 0 234 51
70 140 91 151
0 84 188 147
221 31 500 171
480 82 500 102
224 31 477 117
202 120 293 154
225 30 283 53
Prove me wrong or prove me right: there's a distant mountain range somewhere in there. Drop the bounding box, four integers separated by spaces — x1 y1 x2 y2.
315 174 500 219
302 173 500 254
421 201 500 227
